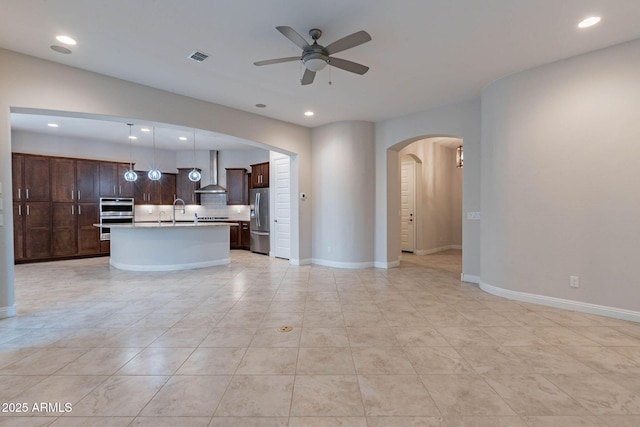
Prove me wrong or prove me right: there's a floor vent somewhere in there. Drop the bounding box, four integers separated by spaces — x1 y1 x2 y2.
188 51 209 62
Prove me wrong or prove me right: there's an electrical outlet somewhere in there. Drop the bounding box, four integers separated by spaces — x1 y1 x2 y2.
570 276 579 288
467 212 481 220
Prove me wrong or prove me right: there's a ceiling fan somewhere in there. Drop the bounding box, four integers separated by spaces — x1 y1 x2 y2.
254 26 372 85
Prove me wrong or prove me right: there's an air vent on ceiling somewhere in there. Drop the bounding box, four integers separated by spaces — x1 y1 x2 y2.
188 51 209 62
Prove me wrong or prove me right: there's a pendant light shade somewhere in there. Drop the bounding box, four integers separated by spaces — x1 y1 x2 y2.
189 132 201 182
123 123 138 182
148 126 162 181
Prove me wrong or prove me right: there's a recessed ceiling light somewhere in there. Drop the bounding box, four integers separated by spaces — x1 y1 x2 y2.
578 16 601 28
56 35 77 45
47 123 59 128
50 45 72 54
140 128 150 132
304 111 315 117
128 136 137 140
255 103 267 108
179 136 188 141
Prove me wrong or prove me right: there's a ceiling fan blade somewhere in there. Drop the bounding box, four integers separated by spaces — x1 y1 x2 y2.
325 30 371 55
254 56 300 66
328 57 369 75
301 68 316 85
276 26 310 50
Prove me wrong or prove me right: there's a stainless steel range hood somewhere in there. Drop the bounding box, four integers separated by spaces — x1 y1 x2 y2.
194 150 227 194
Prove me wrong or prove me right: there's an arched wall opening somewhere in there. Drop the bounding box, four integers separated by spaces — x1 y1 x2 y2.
389 135 463 269
0 49 312 319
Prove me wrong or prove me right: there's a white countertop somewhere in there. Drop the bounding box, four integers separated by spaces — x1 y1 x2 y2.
94 222 238 228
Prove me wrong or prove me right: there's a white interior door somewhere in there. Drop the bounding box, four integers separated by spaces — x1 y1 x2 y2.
401 160 416 252
273 153 290 259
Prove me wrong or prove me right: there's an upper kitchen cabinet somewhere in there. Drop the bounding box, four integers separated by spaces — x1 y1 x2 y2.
99 162 135 198
251 162 269 188
176 168 201 205
51 157 99 203
12 153 50 201
134 171 176 205
226 168 249 205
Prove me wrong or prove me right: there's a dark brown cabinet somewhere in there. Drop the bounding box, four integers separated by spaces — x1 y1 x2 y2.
12 203 25 262
50 158 100 257
230 222 240 249
13 154 53 261
24 202 52 260
77 203 100 255
251 162 269 188
134 172 176 205
99 162 135 197
13 153 102 262
12 154 50 202
229 221 250 250
226 168 249 205
52 158 99 203
176 168 201 205
240 221 250 249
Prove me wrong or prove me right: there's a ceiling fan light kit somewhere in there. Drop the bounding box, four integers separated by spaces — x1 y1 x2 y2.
254 26 371 85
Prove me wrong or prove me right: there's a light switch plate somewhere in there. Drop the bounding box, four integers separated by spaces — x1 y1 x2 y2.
467 212 481 220
0 198 3 211
0 213 3 227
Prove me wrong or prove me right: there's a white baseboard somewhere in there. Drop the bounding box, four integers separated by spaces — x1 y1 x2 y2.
0 305 16 319
374 259 400 269
461 274 480 284
415 245 461 255
311 258 375 269
480 281 640 323
289 258 312 266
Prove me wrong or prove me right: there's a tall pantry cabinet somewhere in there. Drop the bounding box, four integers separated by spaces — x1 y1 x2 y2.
12 154 52 260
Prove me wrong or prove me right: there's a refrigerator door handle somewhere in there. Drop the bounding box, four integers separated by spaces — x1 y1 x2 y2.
255 192 261 228
251 231 269 236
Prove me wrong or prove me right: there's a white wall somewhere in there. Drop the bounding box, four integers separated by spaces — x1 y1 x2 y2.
399 139 462 253
0 48 311 318
481 38 640 317
12 130 177 173
374 99 481 274
311 121 375 267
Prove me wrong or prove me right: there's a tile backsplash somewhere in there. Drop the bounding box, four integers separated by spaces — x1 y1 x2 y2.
135 194 250 222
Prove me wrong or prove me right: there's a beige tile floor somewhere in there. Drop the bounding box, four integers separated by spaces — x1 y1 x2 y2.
1 249 640 426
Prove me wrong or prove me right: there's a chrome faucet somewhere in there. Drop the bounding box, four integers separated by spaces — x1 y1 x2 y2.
172 198 186 224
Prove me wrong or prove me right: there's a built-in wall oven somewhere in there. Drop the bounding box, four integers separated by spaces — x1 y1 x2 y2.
99 197 134 240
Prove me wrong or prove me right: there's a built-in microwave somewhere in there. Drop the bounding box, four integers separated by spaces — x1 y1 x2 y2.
99 197 134 240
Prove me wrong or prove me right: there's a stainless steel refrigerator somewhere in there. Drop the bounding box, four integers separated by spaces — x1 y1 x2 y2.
250 188 270 254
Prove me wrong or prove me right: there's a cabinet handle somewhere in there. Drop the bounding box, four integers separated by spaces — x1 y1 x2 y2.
18 205 21 215
119 185 122 194
26 189 29 199
78 190 81 200
78 205 82 215
71 190 74 200
26 205 30 215
72 205 75 215
17 188 21 200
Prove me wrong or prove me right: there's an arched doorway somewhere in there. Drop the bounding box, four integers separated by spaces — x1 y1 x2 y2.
393 135 463 262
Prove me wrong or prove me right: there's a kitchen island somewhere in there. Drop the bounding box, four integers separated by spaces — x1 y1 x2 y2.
106 222 237 271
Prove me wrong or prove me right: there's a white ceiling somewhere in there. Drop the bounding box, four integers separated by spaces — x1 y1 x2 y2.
2 1 640 149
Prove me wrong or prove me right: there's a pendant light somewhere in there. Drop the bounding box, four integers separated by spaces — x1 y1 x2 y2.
147 126 162 181
123 123 138 182
456 145 464 168
188 132 202 182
